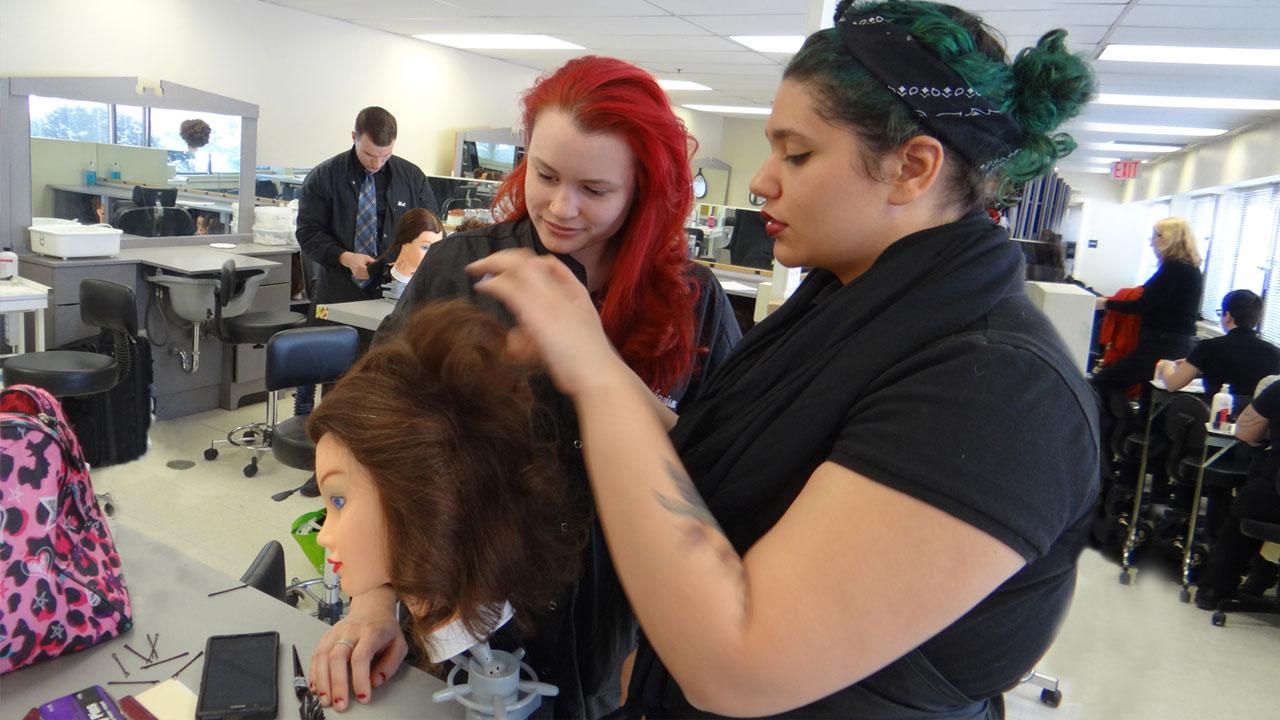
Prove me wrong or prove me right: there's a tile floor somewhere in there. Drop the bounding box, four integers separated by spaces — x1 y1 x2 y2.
93 401 1280 719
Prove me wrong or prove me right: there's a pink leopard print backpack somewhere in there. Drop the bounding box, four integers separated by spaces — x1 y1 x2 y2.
1 384 133 674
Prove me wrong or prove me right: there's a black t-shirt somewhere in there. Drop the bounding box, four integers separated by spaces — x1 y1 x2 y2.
1185 328 1280 399
1105 260 1202 335
830 296 1097 699
1250 382 1280 459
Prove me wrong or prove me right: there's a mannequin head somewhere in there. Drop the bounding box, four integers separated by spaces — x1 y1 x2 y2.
309 301 582 659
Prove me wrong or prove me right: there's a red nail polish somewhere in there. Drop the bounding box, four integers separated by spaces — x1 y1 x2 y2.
317 692 326 698
357 693 367 701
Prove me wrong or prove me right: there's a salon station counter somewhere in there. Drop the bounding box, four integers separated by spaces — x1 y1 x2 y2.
2 523 464 719
16 239 298 419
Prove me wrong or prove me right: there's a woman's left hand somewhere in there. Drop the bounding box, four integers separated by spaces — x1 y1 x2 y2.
1095 296 1108 310
468 249 626 397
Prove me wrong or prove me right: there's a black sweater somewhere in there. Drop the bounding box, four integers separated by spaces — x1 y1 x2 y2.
1105 260 1203 336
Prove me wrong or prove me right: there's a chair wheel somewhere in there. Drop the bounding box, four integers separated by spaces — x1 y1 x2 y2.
285 590 302 607
204 447 218 461
1119 570 1131 585
1179 587 1191 603
243 463 258 477
1211 611 1226 627
1040 689 1062 708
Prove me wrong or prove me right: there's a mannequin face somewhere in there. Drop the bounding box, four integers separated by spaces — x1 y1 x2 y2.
392 230 440 276
314 434 392 597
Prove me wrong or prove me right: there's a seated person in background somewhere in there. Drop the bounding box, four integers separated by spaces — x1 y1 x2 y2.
1160 289 1280 399
307 300 582 703
1196 378 1280 609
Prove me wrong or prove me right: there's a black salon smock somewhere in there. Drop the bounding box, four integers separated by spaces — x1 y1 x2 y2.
626 213 1099 719
376 217 742 719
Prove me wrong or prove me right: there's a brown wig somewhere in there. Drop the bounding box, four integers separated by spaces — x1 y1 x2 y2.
378 208 444 263
306 300 582 659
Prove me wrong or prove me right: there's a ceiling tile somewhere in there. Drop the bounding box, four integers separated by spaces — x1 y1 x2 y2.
435 0 664 15
1122 3 1280 29
681 14 809 35
646 0 808 14
558 34 735 51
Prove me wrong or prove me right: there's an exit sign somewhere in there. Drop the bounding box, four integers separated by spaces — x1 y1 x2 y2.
1112 160 1140 179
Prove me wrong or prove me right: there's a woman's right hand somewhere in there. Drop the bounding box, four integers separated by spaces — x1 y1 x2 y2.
309 584 406 711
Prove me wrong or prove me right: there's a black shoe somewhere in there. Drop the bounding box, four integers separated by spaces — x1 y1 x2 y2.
298 474 320 498
1239 560 1279 597
1194 587 1223 611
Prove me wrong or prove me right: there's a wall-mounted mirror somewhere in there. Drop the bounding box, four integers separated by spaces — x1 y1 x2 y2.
452 127 524 183
2 77 259 248
691 157 730 207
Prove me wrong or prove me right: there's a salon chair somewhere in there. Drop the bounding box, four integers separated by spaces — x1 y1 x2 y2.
2 279 137 397
1212 518 1280 627
116 206 196 237
264 325 360 475
203 260 308 476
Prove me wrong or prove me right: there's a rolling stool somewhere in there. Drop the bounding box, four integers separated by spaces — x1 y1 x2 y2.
203 259 307 476
2 279 137 398
264 326 360 503
3 279 139 515
1212 519 1280 626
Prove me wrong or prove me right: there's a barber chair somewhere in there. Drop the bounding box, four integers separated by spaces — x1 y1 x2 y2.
1212 519 1280 627
116 206 196 237
264 325 360 476
2 279 137 398
203 260 308 476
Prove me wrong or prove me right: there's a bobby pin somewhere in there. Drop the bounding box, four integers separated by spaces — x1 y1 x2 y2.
172 650 203 679
107 680 159 686
207 583 249 597
140 651 189 670
124 644 151 663
147 632 159 660
111 652 130 677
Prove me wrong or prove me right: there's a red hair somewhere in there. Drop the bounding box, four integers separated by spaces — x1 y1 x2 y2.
494 56 699 393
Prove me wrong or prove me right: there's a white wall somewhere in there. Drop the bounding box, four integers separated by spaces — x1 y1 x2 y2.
0 0 540 175
675 107 724 160
721 117 769 207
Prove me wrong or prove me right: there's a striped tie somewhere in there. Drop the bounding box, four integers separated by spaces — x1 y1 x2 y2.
352 172 376 286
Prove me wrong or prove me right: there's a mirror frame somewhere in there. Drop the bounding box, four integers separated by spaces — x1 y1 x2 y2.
2 76 259 250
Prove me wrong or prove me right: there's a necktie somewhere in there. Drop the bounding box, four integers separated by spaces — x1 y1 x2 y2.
353 172 376 286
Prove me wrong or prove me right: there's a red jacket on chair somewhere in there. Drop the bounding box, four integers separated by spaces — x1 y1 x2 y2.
1098 286 1144 397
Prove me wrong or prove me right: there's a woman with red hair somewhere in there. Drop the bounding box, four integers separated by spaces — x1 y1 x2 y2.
310 56 741 718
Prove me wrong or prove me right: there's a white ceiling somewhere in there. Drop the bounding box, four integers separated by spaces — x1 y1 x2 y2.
259 0 1280 168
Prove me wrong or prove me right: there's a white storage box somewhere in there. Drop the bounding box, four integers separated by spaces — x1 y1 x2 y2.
253 226 297 246
28 224 123 259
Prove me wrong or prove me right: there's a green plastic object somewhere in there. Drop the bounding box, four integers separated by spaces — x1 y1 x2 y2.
292 509 327 575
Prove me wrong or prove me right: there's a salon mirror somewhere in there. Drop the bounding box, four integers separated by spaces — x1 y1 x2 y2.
4 77 259 246
691 157 729 207
28 95 243 235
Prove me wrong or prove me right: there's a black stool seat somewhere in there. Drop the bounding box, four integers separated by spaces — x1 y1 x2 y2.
1179 457 1249 489
1240 519 1280 542
271 415 314 471
2 351 118 397
223 311 307 345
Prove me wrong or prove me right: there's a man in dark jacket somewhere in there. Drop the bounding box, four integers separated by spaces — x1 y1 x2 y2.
297 106 437 306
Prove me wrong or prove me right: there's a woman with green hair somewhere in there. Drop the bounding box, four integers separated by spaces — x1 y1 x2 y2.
470 1 1098 717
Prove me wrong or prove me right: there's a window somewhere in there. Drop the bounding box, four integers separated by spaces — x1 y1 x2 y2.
1198 184 1280 343
114 105 145 146
29 95 110 143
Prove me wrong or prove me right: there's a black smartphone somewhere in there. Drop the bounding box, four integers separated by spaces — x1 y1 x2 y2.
196 631 280 720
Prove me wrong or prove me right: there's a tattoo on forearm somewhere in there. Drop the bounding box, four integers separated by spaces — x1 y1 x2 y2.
655 459 750 619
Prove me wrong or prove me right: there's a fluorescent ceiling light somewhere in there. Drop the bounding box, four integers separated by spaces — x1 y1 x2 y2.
413 34 583 50
730 35 805 53
1100 44 1280 67
683 104 771 115
1056 165 1113 174
1095 93 1280 111
1076 156 1122 163
1078 121 1225 137
1081 141 1182 153
657 79 712 92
